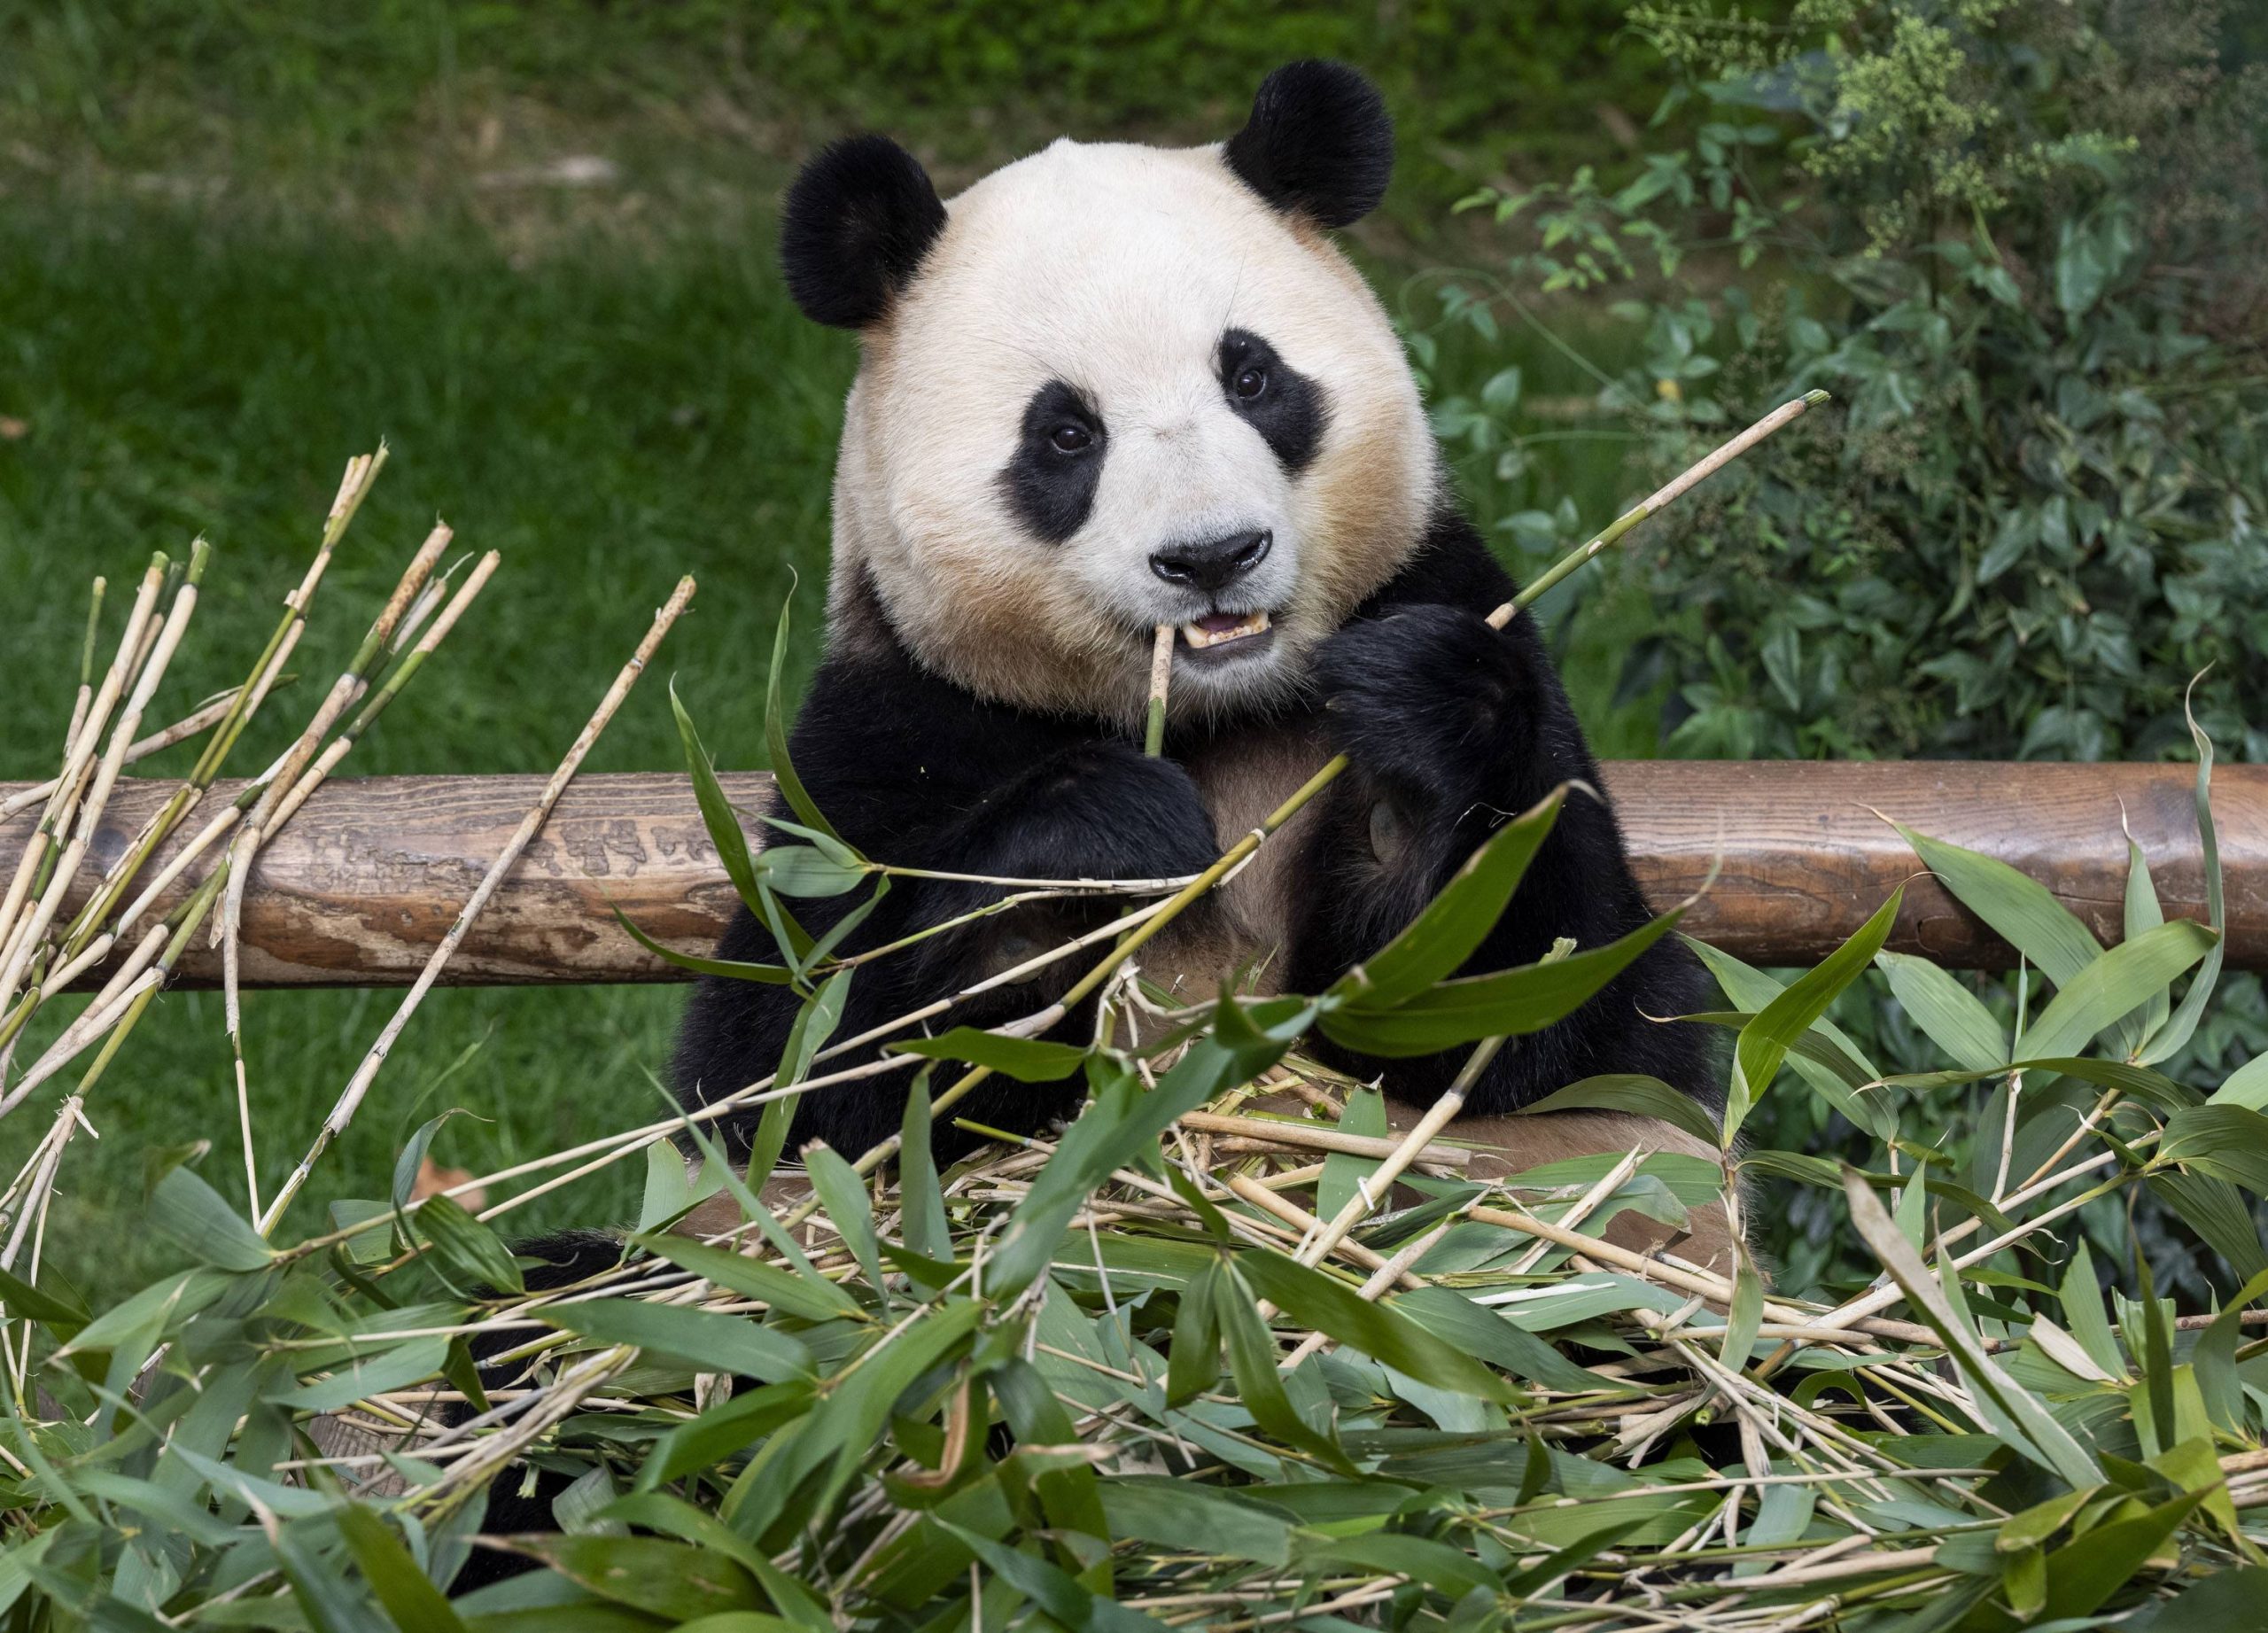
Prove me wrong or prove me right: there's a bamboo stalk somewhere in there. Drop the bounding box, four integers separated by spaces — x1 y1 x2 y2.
1144 623 1175 755
255 576 696 1236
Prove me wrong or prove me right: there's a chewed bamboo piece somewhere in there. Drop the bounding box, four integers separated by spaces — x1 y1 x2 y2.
1144 622 1175 755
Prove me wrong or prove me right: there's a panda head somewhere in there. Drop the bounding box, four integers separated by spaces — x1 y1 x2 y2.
782 62 1438 725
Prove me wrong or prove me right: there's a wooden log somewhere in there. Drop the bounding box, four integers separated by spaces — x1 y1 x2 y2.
1 762 2257 987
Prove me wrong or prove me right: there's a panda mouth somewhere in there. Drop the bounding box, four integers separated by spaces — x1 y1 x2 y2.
1179 610 1273 652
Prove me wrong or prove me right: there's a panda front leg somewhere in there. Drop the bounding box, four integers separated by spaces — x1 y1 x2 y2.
675 741 1222 1164
1292 601 1719 1118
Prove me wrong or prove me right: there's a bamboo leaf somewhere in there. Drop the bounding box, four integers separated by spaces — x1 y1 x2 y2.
1898 823 2102 985
613 906 794 984
1516 1074 1721 1149
1236 1248 1521 1404
889 1029 1087 1081
897 1074 952 1262
1331 786 1563 1007
1725 888 1902 1147
630 1234 863 1324
149 1166 272 1273
1876 950 2006 1072
764 595 846 848
415 1194 523 1296
2018 919 2215 1062
1841 1168 2103 1489
1321 908 1681 1057
541 1298 812 1383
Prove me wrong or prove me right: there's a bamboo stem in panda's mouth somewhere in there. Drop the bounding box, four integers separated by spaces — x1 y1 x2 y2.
1144 625 1176 756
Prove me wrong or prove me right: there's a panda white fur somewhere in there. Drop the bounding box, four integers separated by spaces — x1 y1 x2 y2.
670 60 1727 1239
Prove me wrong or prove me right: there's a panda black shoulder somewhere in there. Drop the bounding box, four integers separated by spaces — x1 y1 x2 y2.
1355 504 1519 620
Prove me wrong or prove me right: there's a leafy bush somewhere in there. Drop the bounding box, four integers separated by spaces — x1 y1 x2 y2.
1430 0 2268 763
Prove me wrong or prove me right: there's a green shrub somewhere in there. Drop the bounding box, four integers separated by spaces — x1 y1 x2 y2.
1430 0 2267 763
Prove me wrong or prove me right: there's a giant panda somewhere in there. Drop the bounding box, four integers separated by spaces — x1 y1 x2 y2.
666 60 1728 1247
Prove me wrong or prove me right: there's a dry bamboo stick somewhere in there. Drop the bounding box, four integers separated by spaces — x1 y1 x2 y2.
255 575 696 1236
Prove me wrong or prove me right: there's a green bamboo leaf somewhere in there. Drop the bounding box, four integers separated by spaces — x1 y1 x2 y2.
149 1166 272 1272
1099 1478 1293 1567
1841 1168 2103 1489
756 844 867 898
1236 1248 1520 1403
804 1143 884 1295
2212 1051 2268 1109
2141 1569 2268 1631
765 595 846 847
1875 950 2005 1072
633 1379 818 1495
337 1506 470 1633
2147 1171 2268 1284
1167 1261 1224 1407
630 1234 863 1323
270 1335 448 1411
2123 830 2172 1050
1516 1074 1721 1149
1317 1085 1386 1227
780 969 852 1089
600 1489 832 1627
612 905 794 984
2194 1268 2268 1431
941 1522 1169 1632
1898 823 2102 985
2058 1240 2126 1379
415 1194 523 1295
2018 919 2215 1062
2160 1105 2268 1195
888 1029 1087 1081
1321 907 1681 1057
1297 1530 1503 1599
500 1535 761 1623
2139 697 2224 1064
989 1031 1296 1299
1725 888 1903 1147
0 1264 89 1334
2036 1488 2208 1622
1720 1248 1764 1365
672 679 766 916
1215 1263 1354 1473
1331 786 1564 1007
1685 936 1884 1079
541 1298 812 1382
897 1073 951 1261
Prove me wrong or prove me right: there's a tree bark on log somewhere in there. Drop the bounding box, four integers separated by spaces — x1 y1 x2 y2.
2 763 2256 987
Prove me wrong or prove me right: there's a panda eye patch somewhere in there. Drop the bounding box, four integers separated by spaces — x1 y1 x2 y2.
1000 378 1107 544
1219 327 1327 475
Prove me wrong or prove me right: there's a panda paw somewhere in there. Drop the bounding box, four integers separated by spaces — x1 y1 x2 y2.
1313 603 1529 814
979 742 1220 883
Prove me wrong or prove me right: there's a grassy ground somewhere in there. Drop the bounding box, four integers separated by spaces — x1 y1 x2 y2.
0 17 1660 1299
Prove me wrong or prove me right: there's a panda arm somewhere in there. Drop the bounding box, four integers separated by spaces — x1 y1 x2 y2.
1288 509 1718 1114
671 642 1219 1160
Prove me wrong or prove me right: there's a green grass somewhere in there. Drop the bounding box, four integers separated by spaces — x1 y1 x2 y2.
0 25 1659 1298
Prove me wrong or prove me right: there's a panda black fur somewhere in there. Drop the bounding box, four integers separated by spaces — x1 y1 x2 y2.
672 59 1719 1166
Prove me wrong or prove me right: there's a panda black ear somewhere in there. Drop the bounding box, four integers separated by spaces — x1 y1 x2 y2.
780 135 947 330
1224 60 1394 229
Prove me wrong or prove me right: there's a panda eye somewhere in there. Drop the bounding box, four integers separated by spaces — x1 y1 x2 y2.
1048 424 1093 454
1233 365 1269 400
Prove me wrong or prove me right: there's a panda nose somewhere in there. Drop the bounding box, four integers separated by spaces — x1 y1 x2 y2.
1149 529 1272 594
